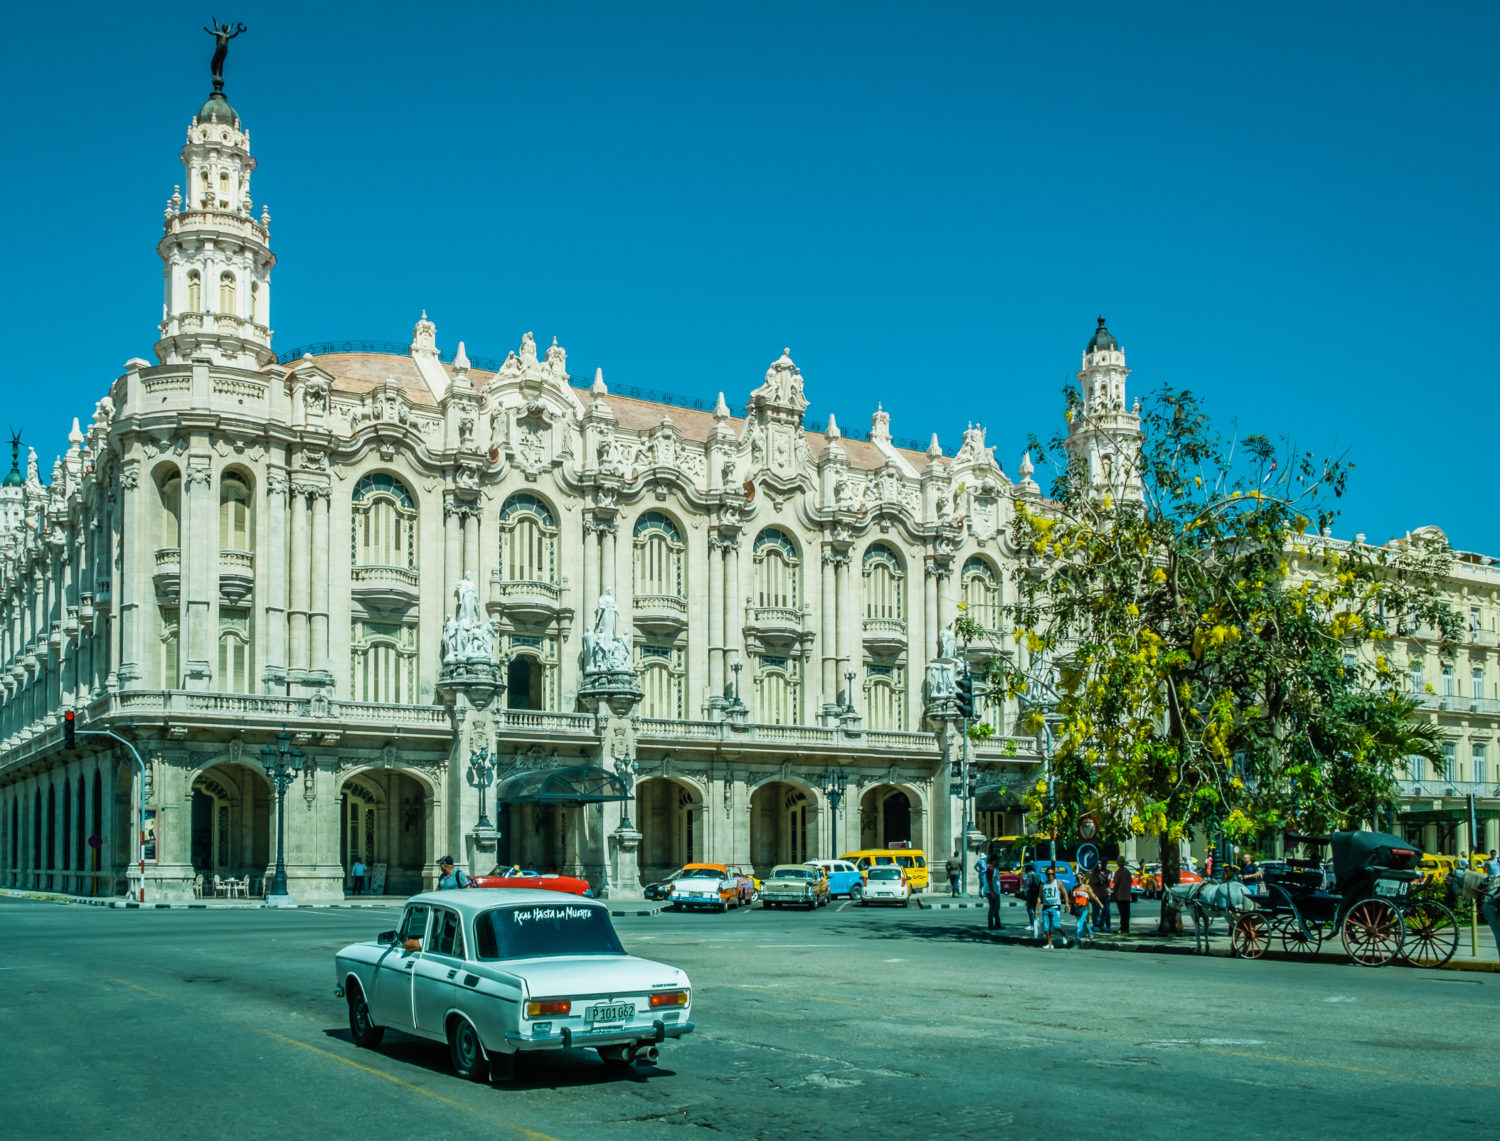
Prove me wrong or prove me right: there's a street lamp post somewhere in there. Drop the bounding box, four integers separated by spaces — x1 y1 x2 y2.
843 667 857 715
259 728 305 906
467 747 496 830
820 768 848 854
613 753 639 830
730 657 744 708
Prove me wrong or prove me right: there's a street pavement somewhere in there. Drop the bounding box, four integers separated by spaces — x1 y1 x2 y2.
4 893 1496 1140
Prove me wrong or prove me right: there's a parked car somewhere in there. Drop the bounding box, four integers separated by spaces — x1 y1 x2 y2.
669 864 742 912
859 865 910 907
643 870 684 901
334 889 693 1081
840 848 931 891
760 864 830 909
468 867 592 896
1137 863 1202 899
725 864 759 905
807 859 865 900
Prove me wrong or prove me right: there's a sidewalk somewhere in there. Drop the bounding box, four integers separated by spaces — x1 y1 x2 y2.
0 886 663 917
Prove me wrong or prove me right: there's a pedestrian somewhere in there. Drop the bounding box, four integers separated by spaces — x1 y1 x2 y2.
1089 863 1112 931
1239 851 1263 896
1203 850 1215 879
1488 849 1500 877
1072 876 1099 945
351 856 367 896
1482 877 1500 954
983 859 1005 930
946 849 963 897
1025 864 1043 937
1038 865 1068 949
1112 859 1134 934
436 855 473 890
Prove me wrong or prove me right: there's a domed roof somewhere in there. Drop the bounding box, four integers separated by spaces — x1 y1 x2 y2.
194 91 240 129
2 464 22 489
1086 316 1118 354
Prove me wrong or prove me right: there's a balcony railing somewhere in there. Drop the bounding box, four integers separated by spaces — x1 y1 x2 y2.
1397 778 1500 800
631 593 688 636
861 617 908 651
351 564 420 615
153 549 181 605
496 709 595 734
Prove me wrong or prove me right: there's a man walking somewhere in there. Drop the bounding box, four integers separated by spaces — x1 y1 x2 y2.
1112 860 1134 934
1090 863 1112 931
946 849 963 897
1038 865 1068 949
984 859 1005 930
351 856 367 896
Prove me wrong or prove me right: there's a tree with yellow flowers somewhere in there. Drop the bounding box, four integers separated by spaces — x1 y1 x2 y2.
984 387 1455 921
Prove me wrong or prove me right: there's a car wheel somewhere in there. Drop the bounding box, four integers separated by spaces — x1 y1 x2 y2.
448 1018 489 1082
902 897 909 908
849 884 863 903
347 989 384 1049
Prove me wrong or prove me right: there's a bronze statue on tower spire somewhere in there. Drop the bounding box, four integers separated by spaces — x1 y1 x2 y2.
204 18 247 93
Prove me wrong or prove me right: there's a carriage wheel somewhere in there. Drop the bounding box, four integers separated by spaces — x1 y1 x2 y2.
1399 900 1459 968
1230 913 1270 959
1341 898 1403 966
1277 915 1323 959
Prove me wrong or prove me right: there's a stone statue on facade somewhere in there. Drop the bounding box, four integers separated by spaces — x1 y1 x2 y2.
582 589 634 675
205 19 247 92
928 624 958 698
441 573 496 665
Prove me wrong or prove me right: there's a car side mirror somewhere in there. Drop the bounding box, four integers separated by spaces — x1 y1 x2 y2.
378 929 398 944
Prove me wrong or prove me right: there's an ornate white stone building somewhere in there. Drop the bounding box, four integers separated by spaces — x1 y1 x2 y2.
0 58 1492 903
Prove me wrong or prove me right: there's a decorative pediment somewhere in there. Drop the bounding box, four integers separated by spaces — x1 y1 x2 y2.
748 348 808 420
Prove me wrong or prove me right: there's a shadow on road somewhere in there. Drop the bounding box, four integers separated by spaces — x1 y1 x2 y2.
320 1027 678 1090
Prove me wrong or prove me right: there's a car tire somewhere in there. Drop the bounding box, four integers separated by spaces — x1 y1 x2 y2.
347 989 384 1049
448 1018 489 1082
849 884 863 903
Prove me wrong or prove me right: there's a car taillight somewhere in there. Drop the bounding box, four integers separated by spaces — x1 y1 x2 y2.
526 999 571 1017
649 990 688 1008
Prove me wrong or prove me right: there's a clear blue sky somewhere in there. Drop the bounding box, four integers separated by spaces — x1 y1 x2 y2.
4 1 1495 552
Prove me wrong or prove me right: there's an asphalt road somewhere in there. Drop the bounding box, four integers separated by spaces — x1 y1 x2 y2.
3 895 1494 1140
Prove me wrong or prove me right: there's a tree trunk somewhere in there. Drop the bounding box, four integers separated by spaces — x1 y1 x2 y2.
1158 833 1182 933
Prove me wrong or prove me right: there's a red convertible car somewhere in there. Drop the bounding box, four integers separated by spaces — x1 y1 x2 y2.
467 866 592 896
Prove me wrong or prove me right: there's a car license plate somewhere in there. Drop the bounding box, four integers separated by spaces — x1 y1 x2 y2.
588 1002 634 1024
1374 880 1406 898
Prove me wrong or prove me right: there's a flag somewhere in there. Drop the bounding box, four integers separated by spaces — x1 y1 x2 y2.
1261 461 1277 485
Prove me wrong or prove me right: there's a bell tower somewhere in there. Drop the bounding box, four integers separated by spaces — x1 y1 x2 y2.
154 22 275 369
1065 316 1143 503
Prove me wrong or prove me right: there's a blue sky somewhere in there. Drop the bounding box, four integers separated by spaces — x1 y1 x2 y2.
3 1 1495 551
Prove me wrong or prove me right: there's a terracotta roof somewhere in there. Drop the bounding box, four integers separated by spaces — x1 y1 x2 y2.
314 353 438 407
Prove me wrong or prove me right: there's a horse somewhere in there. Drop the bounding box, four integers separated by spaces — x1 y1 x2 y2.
1163 880 1260 954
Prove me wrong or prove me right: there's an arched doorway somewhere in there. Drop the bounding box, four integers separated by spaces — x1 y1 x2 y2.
495 765 630 880
749 780 816 875
635 777 700 880
507 656 544 710
190 764 271 887
338 769 430 895
859 784 923 850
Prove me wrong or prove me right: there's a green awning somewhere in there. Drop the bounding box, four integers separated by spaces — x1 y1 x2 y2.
494 765 631 804
1398 807 1500 825
975 783 1026 812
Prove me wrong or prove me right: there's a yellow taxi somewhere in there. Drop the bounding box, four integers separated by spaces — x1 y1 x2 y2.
840 848 930 891
1414 854 1457 885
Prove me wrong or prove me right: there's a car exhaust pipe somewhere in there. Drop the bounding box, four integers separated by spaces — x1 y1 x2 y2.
633 1045 659 1063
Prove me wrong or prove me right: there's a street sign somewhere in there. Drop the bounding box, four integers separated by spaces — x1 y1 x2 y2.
1078 813 1098 841
87 834 102 849
1075 843 1100 872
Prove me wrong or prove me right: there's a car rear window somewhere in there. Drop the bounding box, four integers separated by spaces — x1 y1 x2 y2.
774 867 813 880
473 904 625 960
868 867 902 880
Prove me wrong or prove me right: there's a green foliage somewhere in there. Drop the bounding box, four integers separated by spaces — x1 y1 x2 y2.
1002 385 1456 850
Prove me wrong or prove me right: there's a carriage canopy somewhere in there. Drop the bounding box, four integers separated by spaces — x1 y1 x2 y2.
1330 830 1421 894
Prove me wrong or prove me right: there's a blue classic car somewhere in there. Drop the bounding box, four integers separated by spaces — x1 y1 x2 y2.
807 859 865 901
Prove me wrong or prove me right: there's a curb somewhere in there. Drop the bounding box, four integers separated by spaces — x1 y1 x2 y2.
4 886 665 917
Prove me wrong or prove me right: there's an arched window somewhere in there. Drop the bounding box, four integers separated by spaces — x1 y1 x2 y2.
754 655 800 723
186 270 202 312
157 470 181 548
638 644 685 719
352 472 417 570
633 512 685 598
507 656 545 710
219 472 253 550
864 665 906 731
754 529 799 609
350 620 418 704
250 281 261 324
498 494 557 584
219 272 236 315
217 607 252 692
962 556 1002 631
862 544 905 621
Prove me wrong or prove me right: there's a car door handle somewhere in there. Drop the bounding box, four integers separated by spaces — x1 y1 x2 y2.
404 962 415 970
446 969 457 980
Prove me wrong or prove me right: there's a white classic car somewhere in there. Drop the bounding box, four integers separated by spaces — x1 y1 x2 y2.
334 889 694 1081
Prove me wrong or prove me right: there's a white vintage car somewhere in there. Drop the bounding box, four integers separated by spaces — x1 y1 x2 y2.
334 889 693 1081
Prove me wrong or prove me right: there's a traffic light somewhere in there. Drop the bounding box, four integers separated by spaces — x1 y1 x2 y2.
956 672 976 719
64 709 76 749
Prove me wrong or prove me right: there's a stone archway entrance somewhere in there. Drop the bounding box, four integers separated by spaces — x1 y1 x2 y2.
495 765 631 879
749 780 816 875
190 764 271 886
859 783 924 850
635 777 701 880
338 769 431 895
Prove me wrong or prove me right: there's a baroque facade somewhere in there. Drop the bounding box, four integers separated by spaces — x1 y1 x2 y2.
1 61 1494 903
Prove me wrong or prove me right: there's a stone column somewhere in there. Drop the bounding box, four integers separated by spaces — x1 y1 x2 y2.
723 539 741 673
182 458 215 689
462 511 480 581
444 501 463 587
835 555 853 697
581 521 601 624
310 490 331 683
287 491 309 677
821 549 838 710
118 462 149 686
263 471 288 692
601 524 618 597
707 539 724 704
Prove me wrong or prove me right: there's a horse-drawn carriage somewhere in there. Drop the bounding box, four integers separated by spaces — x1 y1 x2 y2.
1227 830 1459 967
